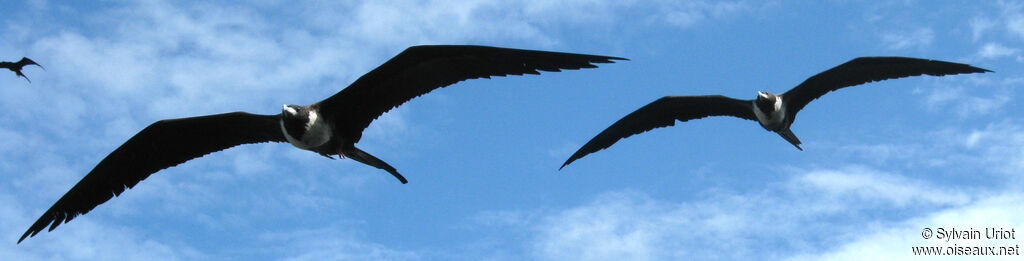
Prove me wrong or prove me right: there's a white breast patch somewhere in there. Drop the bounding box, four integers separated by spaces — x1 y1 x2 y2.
281 111 332 149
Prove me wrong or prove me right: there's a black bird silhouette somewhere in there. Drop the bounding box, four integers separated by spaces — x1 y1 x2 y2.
560 57 990 169
0 57 44 83
19 45 625 243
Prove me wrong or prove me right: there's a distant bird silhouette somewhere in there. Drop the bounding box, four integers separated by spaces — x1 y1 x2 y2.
19 45 625 243
0 57 43 83
560 57 990 169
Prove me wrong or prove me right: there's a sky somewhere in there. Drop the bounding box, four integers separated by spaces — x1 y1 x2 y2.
1 0 1023 260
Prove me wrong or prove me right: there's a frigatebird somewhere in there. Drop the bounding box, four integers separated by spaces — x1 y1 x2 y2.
19 45 625 243
560 57 989 169
0 57 43 83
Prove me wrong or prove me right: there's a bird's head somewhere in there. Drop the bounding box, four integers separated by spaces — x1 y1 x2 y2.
281 104 312 139
755 91 778 113
757 91 776 100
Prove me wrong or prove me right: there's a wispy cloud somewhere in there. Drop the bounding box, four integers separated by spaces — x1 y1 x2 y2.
546 141 582 159
786 193 1024 261
1003 0 1024 40
364 106 413 146
8 0 764 134
512 165 973 260
977 42 1020 59
0 0 651 258
258 227 421 261
469 116 1024 260
970 17 997 42
3 1 1020 260
881 27 934 50
795 166 970 207
1 192 207 261
958 120 1024 175
922 85 1011 118
649 0 756 28
836 118 1024 179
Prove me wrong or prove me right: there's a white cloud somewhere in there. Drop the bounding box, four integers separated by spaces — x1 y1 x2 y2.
881 27 934 50
922 84 1011 119
649 0 754 28
341 0 558 47
9 0 762 147
323 0 760 49
970 17 997 41
364 106 413 146
546 141 582 159
480 165 978 260
835 143 924 165
531 192 664 261
1005 2 1024 40
1010 17 1024 40
8 1 1018 260
834 119 1024 186
795 166 970 208
991 0 1024 42
3 1 660 258
977 42 1020 59
1 192 207 261
787 193 1024 261
480 115 1024 259
957 120 1024 175
259 228 421 261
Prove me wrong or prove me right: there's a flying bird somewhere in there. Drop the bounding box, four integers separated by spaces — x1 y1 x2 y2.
560 57 990 169
1 57 44 83
19 45 625 243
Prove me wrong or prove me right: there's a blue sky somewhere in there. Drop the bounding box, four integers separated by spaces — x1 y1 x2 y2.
2 0 1023 260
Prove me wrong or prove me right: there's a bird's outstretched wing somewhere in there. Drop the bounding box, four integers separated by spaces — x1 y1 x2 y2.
15 57 43 70
20 112 285 243
561 95 755 169
782 57 991 119
317 45 626 142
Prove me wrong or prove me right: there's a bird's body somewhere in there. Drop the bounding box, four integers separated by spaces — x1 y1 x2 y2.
0 57 43 83
280 104 333 151
751 91 802 150
752 91 785 130
20 45 625 243
560 57 990 169
279 103 407 183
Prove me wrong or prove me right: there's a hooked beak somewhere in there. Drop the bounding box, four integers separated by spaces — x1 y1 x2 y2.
282 104 297 115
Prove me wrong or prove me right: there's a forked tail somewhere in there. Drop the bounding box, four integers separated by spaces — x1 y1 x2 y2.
777 128 803 151
16 71 30 83
344 146 409 184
